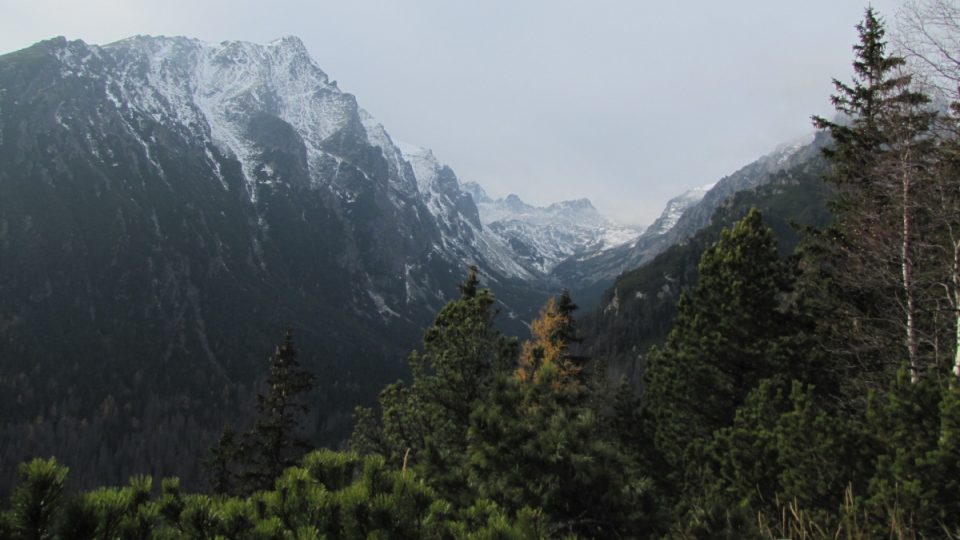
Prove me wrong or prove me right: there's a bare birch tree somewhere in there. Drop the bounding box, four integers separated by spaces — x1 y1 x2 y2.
897 0 960 377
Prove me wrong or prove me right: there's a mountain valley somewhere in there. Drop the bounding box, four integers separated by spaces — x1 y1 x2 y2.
0 33 832 496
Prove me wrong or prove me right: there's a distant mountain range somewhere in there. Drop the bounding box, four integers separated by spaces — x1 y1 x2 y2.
462 181 640 275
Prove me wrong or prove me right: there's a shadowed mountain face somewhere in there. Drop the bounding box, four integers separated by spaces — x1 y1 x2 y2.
0 35 559 493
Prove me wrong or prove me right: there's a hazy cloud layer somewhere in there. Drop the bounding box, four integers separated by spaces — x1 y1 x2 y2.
0 0 903 225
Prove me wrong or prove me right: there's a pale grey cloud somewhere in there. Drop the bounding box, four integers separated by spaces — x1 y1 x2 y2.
0 0 905 225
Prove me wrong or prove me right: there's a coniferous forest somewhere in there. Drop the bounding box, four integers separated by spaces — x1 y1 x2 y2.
8 6 960 539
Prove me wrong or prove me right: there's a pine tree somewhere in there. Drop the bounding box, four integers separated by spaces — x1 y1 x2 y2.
864 370 946 536
469 293 661 538
643 209 801 490
353 267 518 502
7 458 68 540
700 378 868 530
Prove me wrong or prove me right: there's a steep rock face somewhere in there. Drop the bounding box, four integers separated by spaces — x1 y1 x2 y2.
394 143 535 283
6 35 465 323
0 35 546 493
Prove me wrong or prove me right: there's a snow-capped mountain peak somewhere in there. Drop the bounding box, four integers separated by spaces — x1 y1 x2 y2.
61 34 355 202
394 141 442 195
30 34 541 319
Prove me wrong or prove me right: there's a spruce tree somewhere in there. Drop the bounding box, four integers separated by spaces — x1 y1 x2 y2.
203 426 240 495
811 6 937 384
242 329 316 492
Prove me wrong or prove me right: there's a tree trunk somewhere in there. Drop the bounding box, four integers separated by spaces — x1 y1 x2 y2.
902 154 921 382
953 240 960 377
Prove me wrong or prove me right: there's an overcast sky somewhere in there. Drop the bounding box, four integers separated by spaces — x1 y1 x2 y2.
1 1 905 226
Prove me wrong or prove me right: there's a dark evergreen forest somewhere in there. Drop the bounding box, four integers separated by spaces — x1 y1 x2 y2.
6 6 960 539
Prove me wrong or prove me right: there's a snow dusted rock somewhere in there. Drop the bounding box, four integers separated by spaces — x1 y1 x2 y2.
26 35 561 315
45 34 645 294
459 184 641 275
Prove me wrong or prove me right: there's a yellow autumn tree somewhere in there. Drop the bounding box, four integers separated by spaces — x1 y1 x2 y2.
515 291 585 392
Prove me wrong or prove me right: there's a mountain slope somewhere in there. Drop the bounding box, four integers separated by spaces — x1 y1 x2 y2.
0 35 549 494
580 145 832 383
643 183 714 237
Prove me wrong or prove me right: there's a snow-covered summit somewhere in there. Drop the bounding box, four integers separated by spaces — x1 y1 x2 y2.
770 133 816 166
395 141 444 195
462 181 490 205
50 35 357 201
31 34 552 314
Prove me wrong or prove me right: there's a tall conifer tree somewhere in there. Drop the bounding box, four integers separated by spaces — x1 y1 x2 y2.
469 292 659 538
812 7 936 383
352 267 518 502
242 330 316 492
644 209 799 487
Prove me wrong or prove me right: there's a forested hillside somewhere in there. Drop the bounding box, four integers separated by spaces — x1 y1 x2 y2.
580 140 832 383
